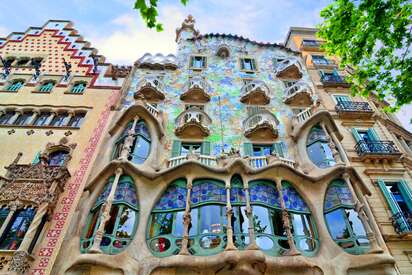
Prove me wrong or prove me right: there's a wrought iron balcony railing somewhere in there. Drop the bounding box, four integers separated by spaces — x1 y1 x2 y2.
135 75 165 100
283 80 313 105
240 80 271 104
181 76 211 102
391 212 412 234
301 40 322 49
320 73 349 87
243 110 279 139
335 101 373 113
355 140 400 157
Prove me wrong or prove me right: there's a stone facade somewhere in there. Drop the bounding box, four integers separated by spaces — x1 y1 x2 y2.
1 17 412 275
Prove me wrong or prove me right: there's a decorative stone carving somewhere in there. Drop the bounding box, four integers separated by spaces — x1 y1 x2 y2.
8 250 31 274
0 255 10 271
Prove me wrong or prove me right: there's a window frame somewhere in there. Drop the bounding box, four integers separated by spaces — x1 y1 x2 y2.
189 55 207 70
239 57 258 73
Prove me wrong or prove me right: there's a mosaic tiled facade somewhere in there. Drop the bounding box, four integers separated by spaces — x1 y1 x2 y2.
1 16 412 275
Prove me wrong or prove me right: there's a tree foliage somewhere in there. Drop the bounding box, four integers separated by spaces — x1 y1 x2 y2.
134 0 189 32
318 0 412 112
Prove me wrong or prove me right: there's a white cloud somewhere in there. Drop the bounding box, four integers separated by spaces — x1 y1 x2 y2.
89 5 184 64
396 105 412 132
0 26 9 37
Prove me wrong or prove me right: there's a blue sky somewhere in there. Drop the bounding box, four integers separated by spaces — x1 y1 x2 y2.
0 0 411 131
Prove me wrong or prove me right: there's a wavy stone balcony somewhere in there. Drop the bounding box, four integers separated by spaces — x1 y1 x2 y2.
355 140 402 162
335 101 374 119
283 81 313 105
174 107 211 138
134 75 165 101
243 110 279 139
180 76 211 103
274 58 302 79
240 80 271 105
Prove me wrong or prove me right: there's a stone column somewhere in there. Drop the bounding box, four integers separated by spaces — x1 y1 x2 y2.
179 178 193 255
45 111 57 125
342 173 382 253
244 179 258 250
119 116 139 161
27 111 39 126
275 178 300 256
89 167 123 253
8 110 21 125
224 178 236 250
320 122 343 164
65 111 75 126
0 200 23 238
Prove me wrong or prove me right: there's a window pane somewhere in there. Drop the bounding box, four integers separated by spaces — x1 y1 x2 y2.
200 205 223 234
115 206 136 238
149 213 173 238
104 205 119 235
325 209 350 240
233 206 249 234
130 136 150 164
252 206 271 234
346 209 367 237
173 211 185 237
271 209 287 237
85 208 100 239
189 208 198 236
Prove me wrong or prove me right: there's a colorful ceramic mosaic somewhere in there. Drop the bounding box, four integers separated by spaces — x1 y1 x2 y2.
121 28 315 157
324 180 354 212
190 180 225 206
230 186 246 204
249 181 280 208
154 184 187 211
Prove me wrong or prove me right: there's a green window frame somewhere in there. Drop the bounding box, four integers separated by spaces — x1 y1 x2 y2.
324 179 369 255
70 82 86 94
170 140 211 158
39 81 55 92
112 120 151 164
240 58 257 71
249 180 318 257
190 56 206 69
377 179 412 233
334 95 351 104
306 124 336 168
229 175 249 249
81 175 139 255
6 80 24 92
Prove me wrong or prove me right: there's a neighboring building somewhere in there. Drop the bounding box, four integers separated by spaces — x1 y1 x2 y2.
0 20 129 274
1 16 412 275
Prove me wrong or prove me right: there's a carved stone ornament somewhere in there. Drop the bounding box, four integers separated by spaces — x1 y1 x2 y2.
8 250 31 274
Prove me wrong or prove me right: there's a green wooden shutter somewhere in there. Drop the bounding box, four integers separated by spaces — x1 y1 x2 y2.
377 179 408 231
202 56 206 68
201 141 211 155
332 69 339 77
367 128 379 141
243 143 253 156
319 70 325 79
31 151 41 165
272 142 285 158
171 140 182 157
351 128 362 142
251 59 256 70
240 59 245 70
399 180 412 213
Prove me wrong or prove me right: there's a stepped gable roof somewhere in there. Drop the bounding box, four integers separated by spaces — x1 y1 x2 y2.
135 53 178 70
190 33 300 55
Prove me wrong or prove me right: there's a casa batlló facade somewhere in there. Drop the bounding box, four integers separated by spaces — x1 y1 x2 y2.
0 16 412 275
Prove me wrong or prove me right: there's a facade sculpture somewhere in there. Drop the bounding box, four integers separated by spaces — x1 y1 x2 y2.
0 16 412 275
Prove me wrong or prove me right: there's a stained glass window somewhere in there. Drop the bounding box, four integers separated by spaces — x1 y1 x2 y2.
249 181 280 208
282 183 309 212
48 150 68 166
153 181 187 211
81 175 138 255
324 179 369 254
190 180 226 206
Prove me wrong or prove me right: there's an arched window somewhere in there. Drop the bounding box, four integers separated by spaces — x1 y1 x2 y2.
0 207 36 250
249 180 318 256
48 150 69 166
230 175 248 249
282 181 318 254
324 179 369 254
112 120 151 164
306 124 336 168
147 179 226 257
147 179 187 257
81 175 139 254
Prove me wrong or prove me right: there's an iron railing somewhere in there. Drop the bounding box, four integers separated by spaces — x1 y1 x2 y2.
320 74 348 86
355 140 400 156
335 101 373 113
301 40 321 48
391 212 412 234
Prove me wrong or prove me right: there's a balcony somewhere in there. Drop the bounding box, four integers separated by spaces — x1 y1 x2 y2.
312 59 337 70
174 107 211 138
243 110 279 140
391 212 412 234
180 76 211 103
355 140 401 161
248 155 296 170
283 81 313 105
300 40 322 51
320 73 350 88
134 75 165 101
335 101 374 119
240 80 271 105
168 154 218 168
275 58 303 79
